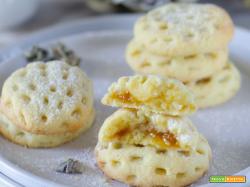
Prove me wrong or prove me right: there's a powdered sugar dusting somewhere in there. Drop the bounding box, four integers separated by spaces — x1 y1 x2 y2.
0 31 249 187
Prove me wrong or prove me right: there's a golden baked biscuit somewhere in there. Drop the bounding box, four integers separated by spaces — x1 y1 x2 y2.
134 3 234 57
99 109 200 150
95 109 211 187
102 75 196 116
186 62 241 108
0 61 94 135
126 40 228 82
96 139 211 187
0 109 94 148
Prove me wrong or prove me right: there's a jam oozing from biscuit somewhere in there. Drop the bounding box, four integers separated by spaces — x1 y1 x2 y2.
111 91 135 103
196 77 211 85
110 125 178 149
113 127 130 138
149 129 178 147
110 90 195 114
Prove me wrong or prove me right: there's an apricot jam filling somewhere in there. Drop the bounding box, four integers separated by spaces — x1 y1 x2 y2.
110 90 195 113
109 124 178 149
149 129 178 148
111 91 136 104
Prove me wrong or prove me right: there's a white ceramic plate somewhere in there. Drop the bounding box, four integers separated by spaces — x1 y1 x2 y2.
0 15 249 187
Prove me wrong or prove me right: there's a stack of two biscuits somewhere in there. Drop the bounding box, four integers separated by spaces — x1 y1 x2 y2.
0 61 95 148
126 3 241 108
95 75 211 187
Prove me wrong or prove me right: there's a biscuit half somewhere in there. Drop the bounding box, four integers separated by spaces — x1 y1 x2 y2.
102 75 196 116
0 61 94 135
126 40 228 82
95 109 211 187
99 109 200 151
134 3 234 57
96 138 211 187
0 109 95 148
186 62 241 108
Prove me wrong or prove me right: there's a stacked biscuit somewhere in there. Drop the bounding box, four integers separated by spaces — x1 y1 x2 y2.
126 3 241 108
0 61 94 148
95 75 211 187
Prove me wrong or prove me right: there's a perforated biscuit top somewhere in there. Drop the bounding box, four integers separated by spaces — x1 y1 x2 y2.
102 75 196 116
1 61 93 135
99 109 199 151
134 3 234 56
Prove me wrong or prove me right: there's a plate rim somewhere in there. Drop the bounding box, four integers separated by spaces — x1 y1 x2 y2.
0 14 249 187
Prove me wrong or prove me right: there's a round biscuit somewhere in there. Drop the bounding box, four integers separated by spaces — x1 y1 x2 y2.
0 61 94 135
0 109 95 148
186 62 241 108
126 40 228 82
95 134 211 187
134 3 234 57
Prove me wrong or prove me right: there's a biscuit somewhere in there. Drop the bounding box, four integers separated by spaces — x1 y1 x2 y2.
102 75 196 116
99 109 200 150
134 3 234 57
186 62 240 108
0 61 94 135
96 139 211 187
95 109 211 187
0 109 94 148
126 40 228 82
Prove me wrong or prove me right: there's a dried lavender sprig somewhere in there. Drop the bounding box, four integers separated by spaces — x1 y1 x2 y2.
56 158 83 174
